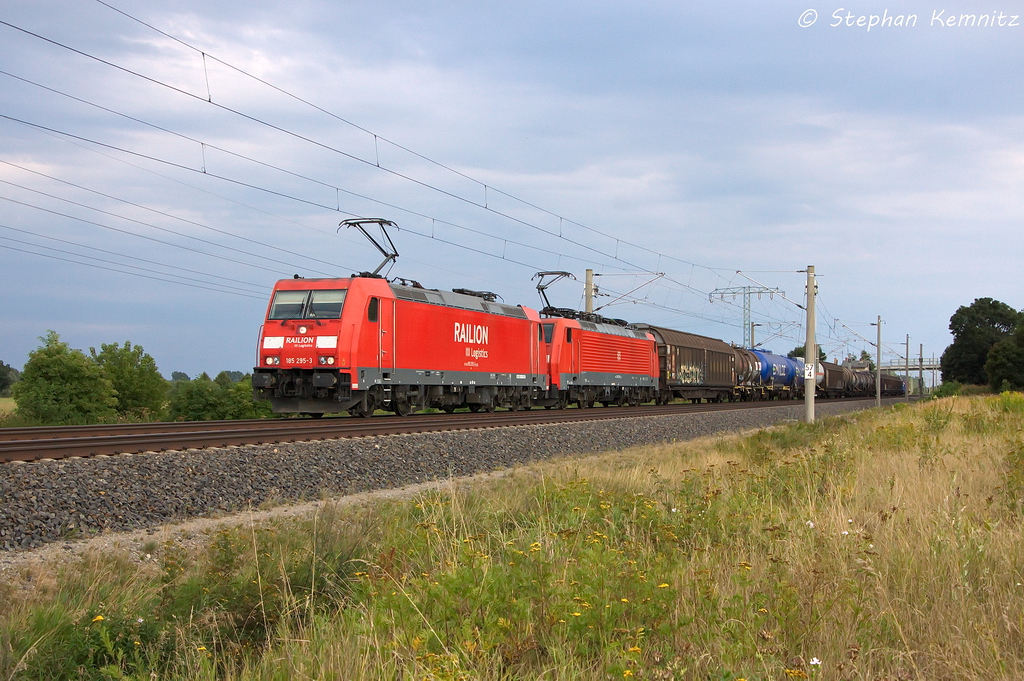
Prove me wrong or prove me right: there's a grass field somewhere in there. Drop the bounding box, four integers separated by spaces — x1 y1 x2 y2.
0 397 14 415
2 394 1023 680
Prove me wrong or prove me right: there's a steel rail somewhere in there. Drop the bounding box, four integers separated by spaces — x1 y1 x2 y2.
1 398 892 464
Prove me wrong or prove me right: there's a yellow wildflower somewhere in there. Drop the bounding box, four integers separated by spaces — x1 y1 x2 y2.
657 583 670 588
628 646 641 653
623 671 634 677
91 615 105 623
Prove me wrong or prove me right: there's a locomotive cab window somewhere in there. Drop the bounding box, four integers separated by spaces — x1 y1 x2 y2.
268 290 308 320
308 290 346 319
565 328 573 343
542 323 554 343
368 297 379 322
268 289 347 320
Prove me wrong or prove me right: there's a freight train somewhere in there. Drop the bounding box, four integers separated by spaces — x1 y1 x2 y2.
251 276 905 416
251 219 904 416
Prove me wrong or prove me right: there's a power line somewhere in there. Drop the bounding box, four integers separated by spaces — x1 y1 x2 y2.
0 223 265 293
0 156 347 275
91 0 737 278
0 190 293 277
0 237 266 299
0 22 790 329
0 15 756 315
0 112 744 319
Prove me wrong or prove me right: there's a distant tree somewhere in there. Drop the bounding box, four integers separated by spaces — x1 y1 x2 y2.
168 373 223 421
984 326 1024 391
223 377 273 419
168 373 272 421
90 341 168 417
0 360 19 395
788 345 826 363
859 350 876 372
171 371 190 382
12 331 117 425
941 298 1022 384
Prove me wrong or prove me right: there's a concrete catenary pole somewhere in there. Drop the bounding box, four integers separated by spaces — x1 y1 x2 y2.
905 334 911 401
875 316 882 409
919 343 924 397
584 269 594 314
804 265 816 423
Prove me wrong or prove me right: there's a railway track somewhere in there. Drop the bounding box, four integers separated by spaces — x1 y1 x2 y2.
0 398 890 464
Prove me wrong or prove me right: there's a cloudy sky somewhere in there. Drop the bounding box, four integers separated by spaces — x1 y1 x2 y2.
1 0 1021 378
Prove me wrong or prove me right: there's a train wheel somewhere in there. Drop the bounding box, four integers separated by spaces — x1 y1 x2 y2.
393 399 413 417
483 396 498 413
349 399 373 418
442 405 456 414
576 399 588 409
469 404 481 413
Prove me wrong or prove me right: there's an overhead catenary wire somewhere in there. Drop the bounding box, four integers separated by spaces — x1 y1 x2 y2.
0 16 819 335
0 157 351 274
0 112 761 324
0 17 762 321
0 18 658 277
90 0 738 278
0 190 299 277
0 113 611 275
0 223 266 293
0 239 266 299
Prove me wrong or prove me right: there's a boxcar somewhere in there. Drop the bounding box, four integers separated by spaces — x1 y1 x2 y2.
633 325 736 403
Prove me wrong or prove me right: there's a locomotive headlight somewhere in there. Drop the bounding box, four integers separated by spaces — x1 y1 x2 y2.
266 356 280 366
298 326 308 334
327 357 335 365
317 356 335 365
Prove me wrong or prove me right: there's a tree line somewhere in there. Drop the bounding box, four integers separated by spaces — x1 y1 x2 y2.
941 297 1024 392
1 331 271 426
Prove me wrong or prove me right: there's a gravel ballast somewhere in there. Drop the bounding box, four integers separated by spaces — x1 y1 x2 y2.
1 400 890 552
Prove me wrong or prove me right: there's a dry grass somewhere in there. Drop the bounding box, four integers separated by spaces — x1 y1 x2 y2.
0 397 15 415
2 395 1023 680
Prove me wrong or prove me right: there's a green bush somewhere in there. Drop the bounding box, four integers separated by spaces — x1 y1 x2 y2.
931 381 962 398
167 373 272 421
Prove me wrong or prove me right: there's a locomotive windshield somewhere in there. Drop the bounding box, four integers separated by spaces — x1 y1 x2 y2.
268 289 347 320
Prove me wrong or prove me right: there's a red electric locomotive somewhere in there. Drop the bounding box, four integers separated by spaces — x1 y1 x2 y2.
252 275 548 416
